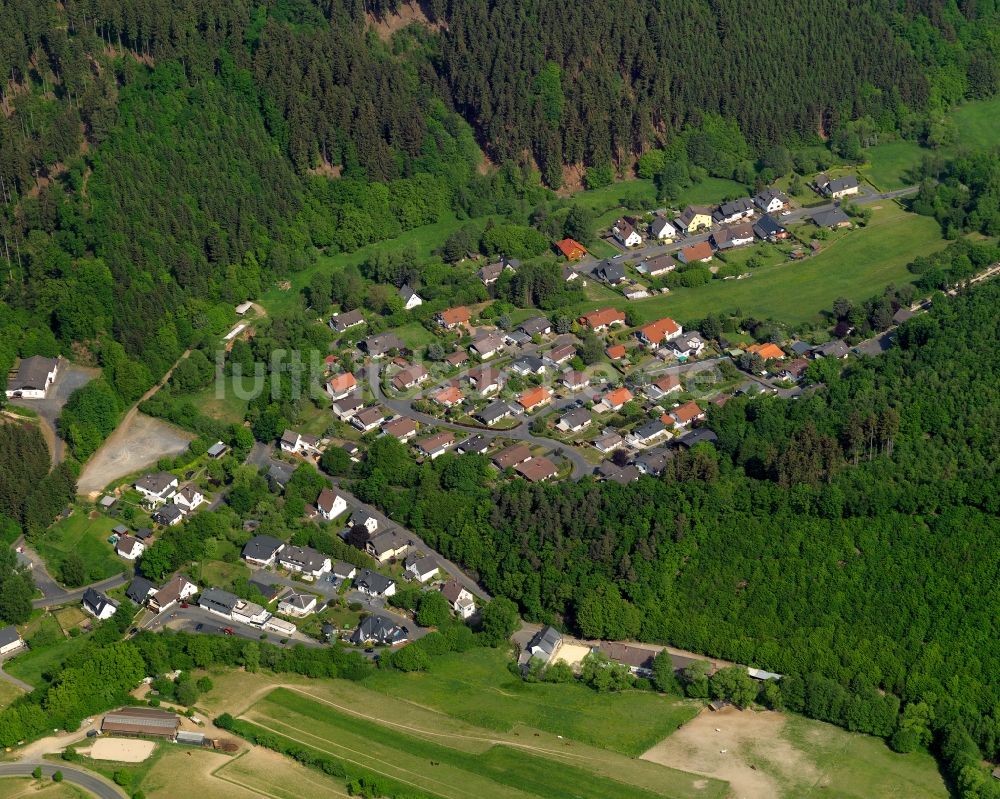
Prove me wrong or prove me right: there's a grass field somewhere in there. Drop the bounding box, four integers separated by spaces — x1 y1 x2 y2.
29 510 124 585
237 685 723 799
6 616 90 688
576 204 944 327
172 384 249 426
0 680 25 710
0 778 89 799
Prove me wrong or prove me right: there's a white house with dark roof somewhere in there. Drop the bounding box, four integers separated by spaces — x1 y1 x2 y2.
650 215 677 241
83 588 118 620
405 554 440 583
526 625 562 662
151 503 184 527
612 217 642 247
354 568 396 598
242 535 285 567
0 625 24 655
398 285 423 310
199 587 239 618
440 579 476 619
349 614 407 646
115 535 145 561
149 575 198 613
350 509 379 535
279 430 321 456
278 590 318 617
5 356 59 399
134 472 179 506
754 187 789 214
174 485 205 513
278 545 331 579
366 529 410 563
316 488 347 522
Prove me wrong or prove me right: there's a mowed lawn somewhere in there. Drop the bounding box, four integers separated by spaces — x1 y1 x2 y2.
241 687 723 799
0 679 24 711
576 204 944 327
30 510 125 585
0 778 89 799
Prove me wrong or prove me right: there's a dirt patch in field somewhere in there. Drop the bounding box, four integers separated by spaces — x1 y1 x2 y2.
77 412 192 496
88 737 156 762
641 706 819 799
368 1 444 40
552 643 592 668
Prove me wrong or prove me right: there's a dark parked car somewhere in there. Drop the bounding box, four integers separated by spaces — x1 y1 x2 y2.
195 623 203 631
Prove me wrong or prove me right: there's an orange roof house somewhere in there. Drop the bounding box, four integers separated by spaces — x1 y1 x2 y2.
579 307 627 330
555 238 588 260
518 386 553 411
747 342 786 360
638 317 682 347
678 241 714 263
602 387 634 410
437 306 471 328
670 400 705 427
606 343 627 360
433 386 464 406
326 372 357 398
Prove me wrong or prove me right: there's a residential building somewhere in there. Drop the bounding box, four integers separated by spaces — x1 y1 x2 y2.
405 554 440 583
0 625 24 655
650 215 677 241
415 431 455 460
526 625 562 662
436 306 471 329
519 316 552 337
515 456 558 482
746 342 786 361
675 205 713 233
599 642 656 677
83 588 118 620
492 444 533 470
174 485 205 513
326 372 357 400
612 217 642 247
664 333 707 359
125 577 157 605
349 614 407 646
595 259 627 284
557 408 592 434
441 579 476 619
354 568 397 598
278 590 318 617
596 386 633 412
151 504 184 527
134 472 179 506
816 174 859 199
780 358 810 381
546 344 575 365
638 317 682 349
470 332 505 359
554 238 587 260
813 340 850 359
115 535 145 561
477 400 515 427
361 332 404 358
316 488 348 522
444 350 469 368
752 214 789 241
627 419 670 447
279 545 331 579
391 364 429 392
263 617 297 636
328 309 365 333
352 406 385 432
710 223 755 250
382 416 419 441
811 207 852 229
457 434 491 455
509 355 546 376
467 366 504 395
279 430 321 456
595 462 640 483
579 307 626 331
518 385 552 412
399 285 423 310
478 257 518 286
332 394 364 420
350 509 379 535
5 355 59 399
677 241 714 264
199 588 239 618
266 461 295 491
606 343 627 361
645 373 682 399
232 599 269 627
637 253 677 277
670 401 705 428
505 329 531 346
366 530 410 563
676 428 719 449
332 561 358 581
712 198 755 225
148 575 198 613
593 431 624 453
561 370 590 391
893 307 916 324
754 187 789 214
635 447 672 476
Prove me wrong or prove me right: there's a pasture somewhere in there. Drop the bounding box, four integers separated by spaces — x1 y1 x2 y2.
0 778 88 799
29 511 124 586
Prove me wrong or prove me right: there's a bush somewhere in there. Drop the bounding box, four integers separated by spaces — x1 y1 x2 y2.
52 772 63 783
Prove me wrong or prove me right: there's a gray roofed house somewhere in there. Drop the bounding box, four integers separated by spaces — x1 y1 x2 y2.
151 504 184 526
628 419 669 447
199 587 239 617
595 461 640 484
638 253 678 277
328 309 366 333
518 317 552 336
634 447 673 476
712 197 755 223
509 355 546 376
5 355 59 397
0 625 23 654
477 401 515 426
134 472 178 502
361 332 404 357
332 561 357 580
352 406 386 432
249 579 281 601
349 614 408 646
526 625 562 661
593 430 624 453
457 434 491 455
278 545 331 577
820 175 859 197
82 588 117 619
813 340 850 359
332 393 364 419
557 407 592 433
710 222 755 250
753 187 789 212
242 535 285 565
267 460 295 490
650 216 676 239
752 214 789 241
595 260 626 285
676 428 719 449
125 577 157 605
398 284 423 309
789 340 814 357
354 568 396 597
811 207 852 228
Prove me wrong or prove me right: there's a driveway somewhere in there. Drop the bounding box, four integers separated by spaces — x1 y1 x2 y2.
7 362 100 466
0 762 125 798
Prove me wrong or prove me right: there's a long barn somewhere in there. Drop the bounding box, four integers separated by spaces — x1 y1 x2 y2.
101 707 180 740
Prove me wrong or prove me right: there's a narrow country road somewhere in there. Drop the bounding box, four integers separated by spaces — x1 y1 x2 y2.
18 535 130 610
0 762 125 798
0 662 33 692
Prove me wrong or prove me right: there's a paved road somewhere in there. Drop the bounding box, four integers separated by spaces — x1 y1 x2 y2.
0 762 124 798
0 658 33 693
140 604 321 647
16 535 129 610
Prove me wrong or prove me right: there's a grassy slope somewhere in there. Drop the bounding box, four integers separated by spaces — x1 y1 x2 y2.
0 778 88 798
575 204 944 327
30 511 125 585
5 631 90 688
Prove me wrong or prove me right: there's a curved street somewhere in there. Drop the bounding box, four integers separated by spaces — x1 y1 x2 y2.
17 536 129 610
0 762 125 799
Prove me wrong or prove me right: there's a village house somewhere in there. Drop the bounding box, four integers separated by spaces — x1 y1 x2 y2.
0 625 24 656
813 340 850 359
638 317 683 349
441 579 476 619
519 316 552 337
350 509 379 536
5 355 59 399
510 355 546 377
595 259 627 285
561 370 590 391
361 332 404 358
504 329 532 347
526 625 562 662
595 462 641 483
747 342 786 361
354 568 397 598
382 416 419 442
612 217 642 247
606 343 627 361
477 400 515 427
332 394 364 420
278 590 318 617
332 561 357 582
231 599 270 627
115 535 145 561
677 241 714 264
151 502 184 526
645 373 682 400
457 434 491 455
546 344 576 365
398 285 423 310
676 205 714 234
752 214 789 241
627 419 670 447
754 187 789 214
712 198 756 225
242 535 285 567
174 485 205 513
326 372 357 400
517 385 553 412
492 444 533 470
83 588 118 620
812 207 852 229
816 174 860 199
147 575 197 614
316 487 348 522
780 358 810 381
366 530 411 563
328 309 365 333
436 306 471 329
405 554 440 583
516 456 559 483
470 332 505 359
350 614 407 646
134 472 179 506
478 256 518 286
279 545 331 579
596 386 633 413
670 400 706 428
199 588 239 619
637 253 677 277
676 428 719 449
125 577 157 606
432 385 464 408
593 430 624 453
352 406 386 433
599 642 657 677
467 365 504 395
710 223 755 250
391 364 429 392
280 430 321 456
635 447 673 476
554 238 587 260
664 332 707 359
557 407 592 433
415 431 456 460
650 215 677 241
579 307 626 331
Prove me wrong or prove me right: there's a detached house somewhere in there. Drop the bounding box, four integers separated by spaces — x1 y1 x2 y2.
595 259 627 285
470 332 505 359
650 215 677 241
646 373 682 399
753 214 789 242
441 580 475 619
278 590 318 617
326 372 357 400
627 419 670 447
712 198 755 225
174 485 205 513
638 253 677 277
134 473 179 507
670 401 705 428
279 545 331 579
638 318 682 349
492 444 533 470
811 207 852 229
391 364 429 392
710 223 754 250
82 588 118 620
5 356 59 399
526 625 562 662
366 530 411 563
349 613 407 646
351 509 379 536
478 257 518 286
579 307 626 331
316 488 348 522
555 238 587 260
405 554 440 583
515 456 559 483
676 205 714 234
354 568 397 598
510 356 546 377
149 575 198 613
415 431 455 460
546 344 576 365
115 535 145 561
816 174 860 199
436 306 471 329
467 366 504 396
561 370 590 391
519 317 552 337
361 332 404 358
557 407 592 433
152 504 184 527
518 385 552 412
328 309 365 334
596 387 633 413
199 588 239 619
352 406 386 433
280 430 321 456
399 285 423 310
242 535 286 567
382 416 419 442
612 217 642 247
754 187 789 214
678 241 714 264
477 400 515 427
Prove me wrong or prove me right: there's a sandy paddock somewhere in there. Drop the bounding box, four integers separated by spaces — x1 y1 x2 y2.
551 643 592 668
88 737 157 762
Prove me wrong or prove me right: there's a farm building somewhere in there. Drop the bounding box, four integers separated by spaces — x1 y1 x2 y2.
102 707 180 740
